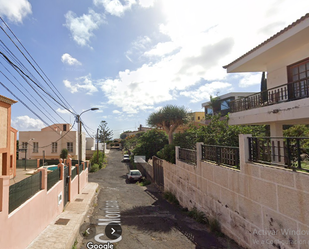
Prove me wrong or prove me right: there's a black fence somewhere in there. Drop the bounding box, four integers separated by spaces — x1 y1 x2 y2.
230 78 309 113
47 168 61 191
248 137 309 171
9 171 42 213
178 148 197 165
71 166 77 179
153 156 164 189
201 144 240 169
78 164 83 174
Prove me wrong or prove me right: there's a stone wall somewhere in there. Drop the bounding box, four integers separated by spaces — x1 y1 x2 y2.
163 137 309 249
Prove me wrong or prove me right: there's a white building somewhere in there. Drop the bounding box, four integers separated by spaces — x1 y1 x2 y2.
223 13 309 137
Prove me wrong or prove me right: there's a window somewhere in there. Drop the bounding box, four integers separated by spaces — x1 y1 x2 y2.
206 107 213 115
221 99 231 110
21 142 27 149
198 116 200 120
52 142 57 153
63 124 67 131
288 58 309 98
33 142 39 153
67 142 73 152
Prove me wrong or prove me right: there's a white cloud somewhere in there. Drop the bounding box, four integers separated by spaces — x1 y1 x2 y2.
64 9 105 47
12 116 45 131
239 73 262 88
94 0 136 17
56 108 71 114
61 53 82 66
64 75 98 95
138 0 155 8
144 41 179 57
0 0 32 23
180 82 233 103
113 110 122 114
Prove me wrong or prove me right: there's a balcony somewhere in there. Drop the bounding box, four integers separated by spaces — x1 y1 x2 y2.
230 77 309 113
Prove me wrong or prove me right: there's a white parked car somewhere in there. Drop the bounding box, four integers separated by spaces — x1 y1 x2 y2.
127 170 142 182
123 154 130 162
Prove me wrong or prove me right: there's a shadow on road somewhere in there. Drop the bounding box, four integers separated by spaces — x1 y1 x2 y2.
120 184 242 249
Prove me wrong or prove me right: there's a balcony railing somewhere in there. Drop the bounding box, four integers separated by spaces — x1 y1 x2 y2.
248 137 309 172
230 78 309 113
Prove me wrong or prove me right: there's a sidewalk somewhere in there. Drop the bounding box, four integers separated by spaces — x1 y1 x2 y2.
27 182 98 249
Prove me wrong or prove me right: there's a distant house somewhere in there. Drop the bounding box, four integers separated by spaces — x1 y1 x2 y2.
201 92 254 124
223 13 309 137
0 95 17 178
19 123 86 160
121 124 152 139
175 112 206 133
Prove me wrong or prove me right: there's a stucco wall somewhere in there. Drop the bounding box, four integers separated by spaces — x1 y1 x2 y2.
0 106 7 149
267 42 309 89
163 144 309 249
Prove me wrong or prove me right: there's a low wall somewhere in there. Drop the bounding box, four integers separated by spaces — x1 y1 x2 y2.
163 139 309 249
0 168 64 249
0 163 90 249
135 162 153 180
80 169 88 191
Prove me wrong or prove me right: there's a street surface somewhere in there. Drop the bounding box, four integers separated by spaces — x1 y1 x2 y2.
79 149 242 249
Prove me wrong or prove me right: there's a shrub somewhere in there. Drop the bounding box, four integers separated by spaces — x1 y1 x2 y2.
136 178 151 186
157 144 176 164
163 191 179 205
90 151 105 169
90 164 99 172
60 148 68 160
209 217 222 236
188 207 208 224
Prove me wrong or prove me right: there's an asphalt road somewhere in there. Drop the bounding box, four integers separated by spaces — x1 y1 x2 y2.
79 149 243 249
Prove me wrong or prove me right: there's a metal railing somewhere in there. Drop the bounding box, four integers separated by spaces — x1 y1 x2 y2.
71 166 77 179
201 144 239 168
178 148 197 165
9 171 42 213
78 164 83 174
230 78 309 113
248 137 309 171
47 168 60 190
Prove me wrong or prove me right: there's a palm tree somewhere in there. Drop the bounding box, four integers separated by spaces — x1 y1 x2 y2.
147 105 188 144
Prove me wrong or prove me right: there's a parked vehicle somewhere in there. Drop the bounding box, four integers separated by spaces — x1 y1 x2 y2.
127 170 142 182
123 154 130 162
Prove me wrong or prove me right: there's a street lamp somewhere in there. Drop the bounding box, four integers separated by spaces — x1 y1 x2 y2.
76 108 99 167
25 138 35 170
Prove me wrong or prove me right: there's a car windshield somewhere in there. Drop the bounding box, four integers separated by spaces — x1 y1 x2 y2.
131 171 141 175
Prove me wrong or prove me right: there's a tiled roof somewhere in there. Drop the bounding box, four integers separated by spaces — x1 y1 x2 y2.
0 94 17 105
223 13 309 69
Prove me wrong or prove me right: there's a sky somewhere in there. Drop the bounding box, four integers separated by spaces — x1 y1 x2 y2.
0 0 308 139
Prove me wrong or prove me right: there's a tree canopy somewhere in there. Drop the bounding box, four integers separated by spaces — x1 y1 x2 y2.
147 105 188 144
98 121 113 143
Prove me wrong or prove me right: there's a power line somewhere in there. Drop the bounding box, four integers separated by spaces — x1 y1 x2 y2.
0 17 77 114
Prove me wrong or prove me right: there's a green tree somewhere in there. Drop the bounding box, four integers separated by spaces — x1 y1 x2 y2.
60 148 68 160
98 121 113 143
147 105 188 144
132 129 168 161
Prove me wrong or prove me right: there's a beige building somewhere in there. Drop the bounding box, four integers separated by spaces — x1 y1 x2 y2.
224 13 309 137
19 123 86 160
0 95 17 178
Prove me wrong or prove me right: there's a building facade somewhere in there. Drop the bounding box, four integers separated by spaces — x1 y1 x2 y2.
223 13 309 137
19 123 86 160
0 95 17 178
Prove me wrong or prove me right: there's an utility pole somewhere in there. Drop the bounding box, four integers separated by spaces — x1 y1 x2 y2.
97 128 99 164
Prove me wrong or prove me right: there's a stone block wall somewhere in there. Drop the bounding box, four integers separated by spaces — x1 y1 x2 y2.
163 139 309 249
